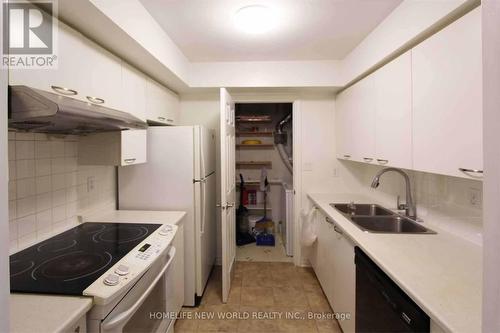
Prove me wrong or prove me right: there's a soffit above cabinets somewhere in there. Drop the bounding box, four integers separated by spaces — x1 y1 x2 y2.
138 0 402 62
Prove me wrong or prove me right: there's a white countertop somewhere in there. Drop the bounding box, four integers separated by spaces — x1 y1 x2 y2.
308 193 482 333
84 209 186 225
10 294 92 333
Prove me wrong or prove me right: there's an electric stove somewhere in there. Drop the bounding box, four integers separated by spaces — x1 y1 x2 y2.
9 222 162 295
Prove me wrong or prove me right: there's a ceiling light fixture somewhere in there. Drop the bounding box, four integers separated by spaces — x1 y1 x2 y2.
233 5 276 34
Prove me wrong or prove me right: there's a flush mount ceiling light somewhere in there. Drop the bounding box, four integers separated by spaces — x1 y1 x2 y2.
233 5 276 34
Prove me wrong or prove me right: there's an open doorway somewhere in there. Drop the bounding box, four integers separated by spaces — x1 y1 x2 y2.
234 103 294 262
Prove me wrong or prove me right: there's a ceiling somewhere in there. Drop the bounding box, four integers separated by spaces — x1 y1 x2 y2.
139 0 402 62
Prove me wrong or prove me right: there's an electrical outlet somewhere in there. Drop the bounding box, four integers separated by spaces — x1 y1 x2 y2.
468 188 482 207
87 176 95 193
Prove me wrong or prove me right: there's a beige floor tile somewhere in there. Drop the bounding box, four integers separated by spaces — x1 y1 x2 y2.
237 305 282 332
241 286 275 306
174 308 199 332
305 291 333 313
273 286 308 307
197 304 240 332
315 318 343 333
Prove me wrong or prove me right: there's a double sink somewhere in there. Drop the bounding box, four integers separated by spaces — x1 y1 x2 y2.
331 203 436 234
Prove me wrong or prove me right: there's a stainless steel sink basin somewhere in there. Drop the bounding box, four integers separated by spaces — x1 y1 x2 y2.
330 202 436 234
351 216 436 234
331 203 394 216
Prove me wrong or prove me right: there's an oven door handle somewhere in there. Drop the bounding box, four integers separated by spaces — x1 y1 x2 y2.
101 247 176 331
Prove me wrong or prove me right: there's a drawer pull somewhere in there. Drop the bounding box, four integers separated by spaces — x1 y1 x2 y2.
333 225 343 235
158 117 166 121
325 217 334 224
167 119 174 123
51 85 77 96
86 96 105 104
459 168 483 174
124 158 136 164
343 154 351 159
377 159 389 164
363 157 373 162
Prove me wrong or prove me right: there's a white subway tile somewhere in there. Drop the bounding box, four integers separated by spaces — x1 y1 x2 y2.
36 209 52 230
51 158 66 174
36 193 52 212
9 200 16 221
17 214 36 237
15 132 34 141
52 205 66 223
35 141 51 159
16 196 36 217
51 141 65 158
64 142 78 157
52 189 66 207
9 220 18 241
66 172 77 187
16 159 35 179
35 175 52 194
66 186 78 203
16 178 36 199
8 141 15 161
15 141 35 160
9 160 16 181
35 158 51 176
52 173 66 191
18 232 37 249
9 181 16 199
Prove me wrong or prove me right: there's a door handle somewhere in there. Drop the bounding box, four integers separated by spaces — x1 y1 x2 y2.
51 85 77 96
124 158 136 164
363 157 373 162
333 225 343 235
216 203 227 210
459 168 483 174
226 202 235 208
377 159 389 165
86 96 105 104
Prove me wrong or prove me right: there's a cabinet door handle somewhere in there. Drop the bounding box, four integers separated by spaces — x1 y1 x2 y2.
363 157 373 162
86 96 105 104
325 217 334 224
51 85 77 96
343 154 351 159
377 159 389 164
167 119 174 123
459 168 483 174
158 116 166 121
124 158 136 164
333 225 343 235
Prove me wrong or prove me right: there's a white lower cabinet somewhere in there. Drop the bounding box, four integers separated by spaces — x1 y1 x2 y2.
78 130 147 166
67 314 87 333
311 211 356 333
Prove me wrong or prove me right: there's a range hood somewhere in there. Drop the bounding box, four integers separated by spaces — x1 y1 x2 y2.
8 85 147 134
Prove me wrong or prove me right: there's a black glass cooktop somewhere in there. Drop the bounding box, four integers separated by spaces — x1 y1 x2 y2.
10 222 161 295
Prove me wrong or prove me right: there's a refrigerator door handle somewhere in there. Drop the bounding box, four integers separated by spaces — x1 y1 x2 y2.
200 180 206 235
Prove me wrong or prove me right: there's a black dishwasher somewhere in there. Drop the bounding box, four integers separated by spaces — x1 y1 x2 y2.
355 247 430 333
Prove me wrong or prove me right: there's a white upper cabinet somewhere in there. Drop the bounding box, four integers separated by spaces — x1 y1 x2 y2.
412 8 482 179
9 21 88 103
83 38 123 111
145 78 180 125
121 62 147 121
336 72 376 164
372 51 412 169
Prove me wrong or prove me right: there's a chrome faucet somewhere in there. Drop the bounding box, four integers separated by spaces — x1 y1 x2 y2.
370 168 417 220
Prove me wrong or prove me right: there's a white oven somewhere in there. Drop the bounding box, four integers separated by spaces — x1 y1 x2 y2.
96 246 177 333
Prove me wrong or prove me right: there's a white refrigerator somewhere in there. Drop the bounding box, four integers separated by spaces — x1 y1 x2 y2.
118 126 216 306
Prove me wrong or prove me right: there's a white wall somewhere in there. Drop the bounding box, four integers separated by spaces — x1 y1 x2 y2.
8 133 116 253
0 1 10 328
482 0 500 331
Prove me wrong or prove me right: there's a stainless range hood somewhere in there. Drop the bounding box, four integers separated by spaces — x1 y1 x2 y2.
8 85 148 134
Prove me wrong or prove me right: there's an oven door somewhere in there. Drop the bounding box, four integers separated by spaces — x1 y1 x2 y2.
100 246 176 333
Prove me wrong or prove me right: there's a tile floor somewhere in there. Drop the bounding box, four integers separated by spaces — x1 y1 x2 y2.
175 262 343 332
236 234 293 263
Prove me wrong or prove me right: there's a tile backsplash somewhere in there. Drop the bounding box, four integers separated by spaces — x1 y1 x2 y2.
8 132 116 253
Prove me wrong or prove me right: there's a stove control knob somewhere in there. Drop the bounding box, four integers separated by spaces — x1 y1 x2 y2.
159 225 173 236
104 274 119 286
115 265 130 276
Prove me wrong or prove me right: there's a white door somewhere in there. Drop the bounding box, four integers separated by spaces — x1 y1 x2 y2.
219 88 236 303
